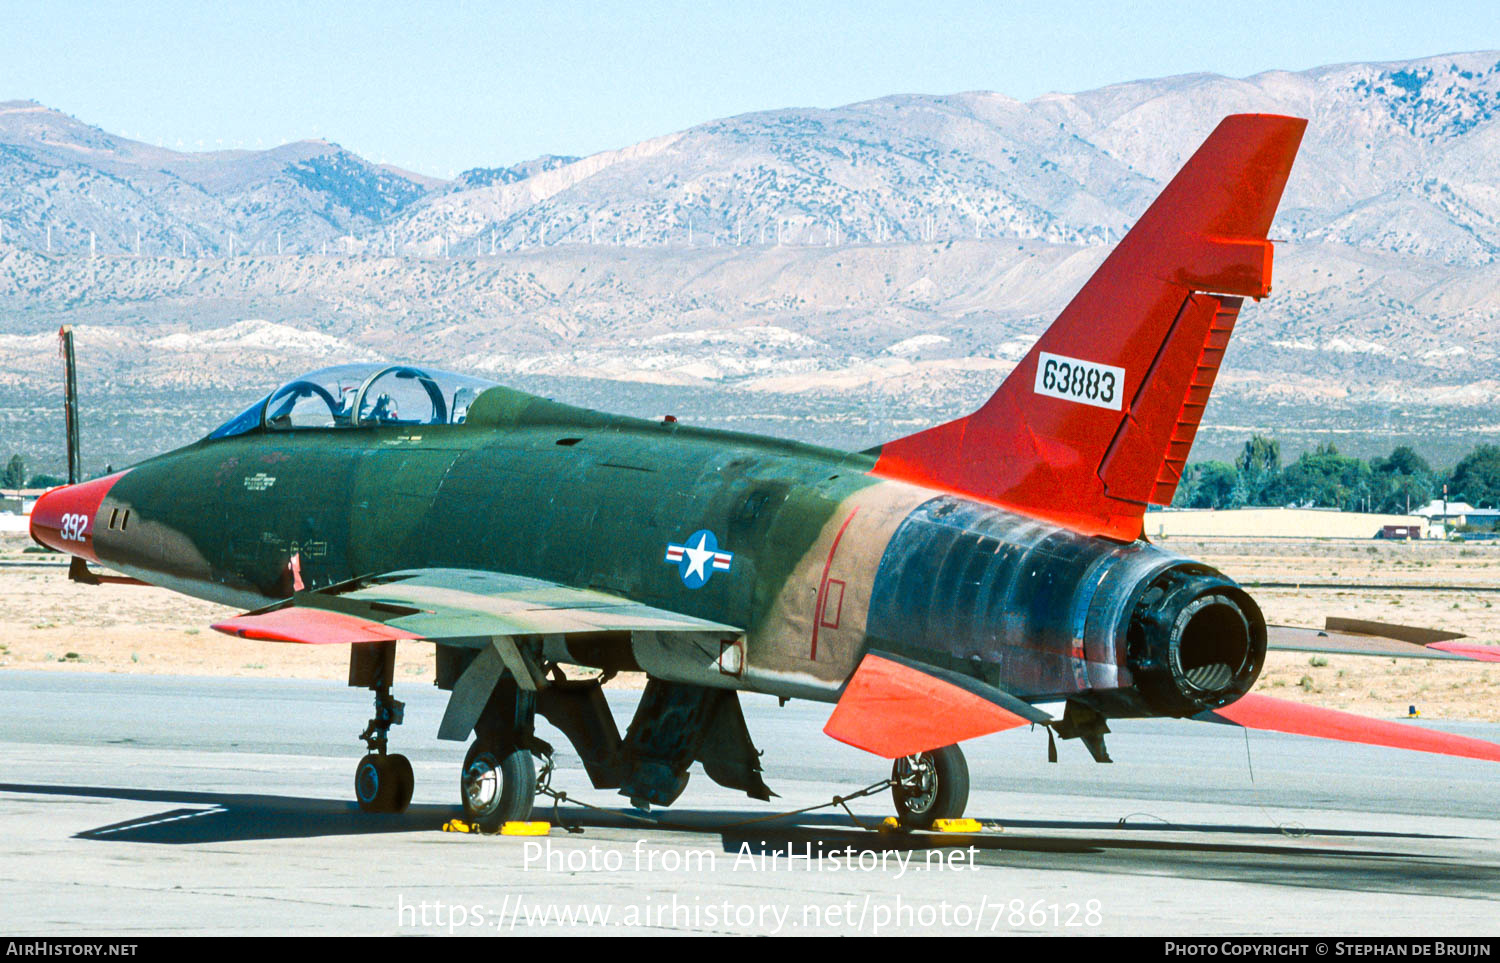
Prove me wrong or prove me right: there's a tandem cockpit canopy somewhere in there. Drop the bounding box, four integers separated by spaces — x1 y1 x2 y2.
207 363 500 439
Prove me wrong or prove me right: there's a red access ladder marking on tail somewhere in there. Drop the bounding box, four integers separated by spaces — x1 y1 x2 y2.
1150 298 1242 502
1097 294 1245 505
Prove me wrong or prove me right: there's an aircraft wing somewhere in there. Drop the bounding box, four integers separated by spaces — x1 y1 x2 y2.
1266 619 1499 662
212 567 740 645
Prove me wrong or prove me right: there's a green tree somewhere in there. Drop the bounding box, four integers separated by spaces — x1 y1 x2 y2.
1373 446 1431 478
1370 446 1436 514
26 473 65 488
1234 435 1281 505
1176 461 1244 508
1268 443 1373 511
2 454 24 489
1450 444 1500 508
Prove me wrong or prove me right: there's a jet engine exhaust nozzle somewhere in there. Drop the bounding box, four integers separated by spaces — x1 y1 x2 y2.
1126 566 1266 718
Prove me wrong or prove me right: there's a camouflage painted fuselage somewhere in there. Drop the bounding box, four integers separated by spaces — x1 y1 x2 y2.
76 383 1252 715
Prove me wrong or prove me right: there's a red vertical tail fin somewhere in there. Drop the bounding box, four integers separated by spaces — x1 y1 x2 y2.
870 114 1307 540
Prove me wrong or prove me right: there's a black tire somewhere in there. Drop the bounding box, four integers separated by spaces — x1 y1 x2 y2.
388 753 415 813
355 753 400 813
891 744 969 830
461 739 537 832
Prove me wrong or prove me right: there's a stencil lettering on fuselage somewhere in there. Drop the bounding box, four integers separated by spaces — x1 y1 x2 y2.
1034 352 1124 410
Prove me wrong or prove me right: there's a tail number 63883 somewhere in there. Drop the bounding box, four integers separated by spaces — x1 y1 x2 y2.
1034 352 1125 411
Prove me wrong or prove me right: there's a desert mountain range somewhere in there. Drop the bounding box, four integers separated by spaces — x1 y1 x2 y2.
3 50 1500 473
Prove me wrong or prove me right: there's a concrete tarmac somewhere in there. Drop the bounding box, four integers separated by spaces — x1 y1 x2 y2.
2 671 1499 935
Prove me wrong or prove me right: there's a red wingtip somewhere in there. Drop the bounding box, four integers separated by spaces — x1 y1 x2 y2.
211 607 422 645
1427 641 1500 663
1205 693 1500 764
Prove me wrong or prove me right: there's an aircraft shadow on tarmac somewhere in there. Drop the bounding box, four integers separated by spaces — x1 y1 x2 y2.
0 782 1471 848
561 808 1500 898
7 780 1500 897
0 781 1463 844
712 827 1500 898
1 783 456 843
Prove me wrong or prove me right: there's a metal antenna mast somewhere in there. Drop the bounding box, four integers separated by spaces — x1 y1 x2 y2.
59 326 81 484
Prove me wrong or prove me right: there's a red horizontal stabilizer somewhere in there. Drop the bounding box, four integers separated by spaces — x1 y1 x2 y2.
1199 693 1500 763
823 651 1046 758
1428 641 1500 663
870 114 1306 541
211 607 423 645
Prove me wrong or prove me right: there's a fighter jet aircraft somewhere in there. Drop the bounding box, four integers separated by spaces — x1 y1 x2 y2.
30 114 1500 832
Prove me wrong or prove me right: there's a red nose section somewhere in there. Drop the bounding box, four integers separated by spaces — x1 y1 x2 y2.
29 471 129 562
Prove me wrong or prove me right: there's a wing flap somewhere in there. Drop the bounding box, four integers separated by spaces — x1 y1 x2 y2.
824 651 1050 758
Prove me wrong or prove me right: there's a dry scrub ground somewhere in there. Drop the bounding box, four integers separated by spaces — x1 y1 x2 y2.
0 534 432 683
3 534 1498 720
1173 536 1500 721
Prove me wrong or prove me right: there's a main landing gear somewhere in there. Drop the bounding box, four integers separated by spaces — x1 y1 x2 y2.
459 679 543 832
460 740 537 832
891 744 969 830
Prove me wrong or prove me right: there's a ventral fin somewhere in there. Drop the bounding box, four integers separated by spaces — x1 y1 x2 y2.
824 651 1050 758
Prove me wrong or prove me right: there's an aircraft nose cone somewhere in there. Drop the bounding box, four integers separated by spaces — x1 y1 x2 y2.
29 471 129 562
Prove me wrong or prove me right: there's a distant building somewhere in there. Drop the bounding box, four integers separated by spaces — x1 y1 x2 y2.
0 488 46 534
0 488 47 508
1412 499 1500 534
1148 507 1430 540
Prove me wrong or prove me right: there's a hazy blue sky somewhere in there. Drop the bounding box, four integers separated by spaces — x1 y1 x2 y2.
3 1 1498 177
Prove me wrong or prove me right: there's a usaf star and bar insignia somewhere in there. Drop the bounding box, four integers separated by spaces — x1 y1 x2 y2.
665 529 733 589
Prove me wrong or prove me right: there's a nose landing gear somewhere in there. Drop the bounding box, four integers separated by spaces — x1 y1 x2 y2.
356 750 413 813
348 641 414 814
354 684 413 813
